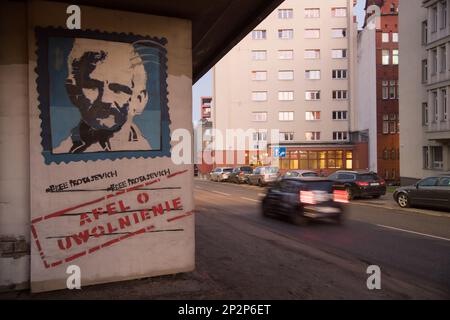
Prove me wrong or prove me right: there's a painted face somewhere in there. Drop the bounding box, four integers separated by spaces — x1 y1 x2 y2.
66 49 137 131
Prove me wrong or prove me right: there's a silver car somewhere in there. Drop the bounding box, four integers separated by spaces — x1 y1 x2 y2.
248 166 280 186
283 170 319 178
210 167 234 182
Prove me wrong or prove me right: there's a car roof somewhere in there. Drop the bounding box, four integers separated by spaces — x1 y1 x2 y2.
283 177 333 183
287 170 317 173
334 170 376 175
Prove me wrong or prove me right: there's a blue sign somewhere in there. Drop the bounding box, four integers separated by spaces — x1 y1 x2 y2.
273 147 287 158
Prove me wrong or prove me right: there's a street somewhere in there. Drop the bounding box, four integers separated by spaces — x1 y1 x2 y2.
3 178 449 300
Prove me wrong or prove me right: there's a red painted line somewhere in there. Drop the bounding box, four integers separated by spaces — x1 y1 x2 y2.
167 211 193 223
65 250 87 263
101 237 121 248
168 170 188 179
88 246 101 254
115 190 126 196
44 260 50 269
31 225 38 239
35 239 42 252
32 217 43 224
51 261 63 267
126 183 145 193
44 196 105 221
106 194 115 199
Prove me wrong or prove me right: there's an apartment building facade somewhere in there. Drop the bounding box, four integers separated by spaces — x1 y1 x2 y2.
399 0 450 184
213 0 366 173
357 0 400 184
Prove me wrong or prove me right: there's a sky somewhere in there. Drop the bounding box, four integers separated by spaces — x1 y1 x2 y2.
192 0 367 124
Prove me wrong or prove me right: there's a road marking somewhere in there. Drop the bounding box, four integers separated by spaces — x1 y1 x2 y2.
211 191 231 196
377 224 450 242
240 197 261 203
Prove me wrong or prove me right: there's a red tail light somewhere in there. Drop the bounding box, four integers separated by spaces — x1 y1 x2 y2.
239 172 244 176
379 179 386 185
333 190 349 203
300 191 317 205
356 181 369 187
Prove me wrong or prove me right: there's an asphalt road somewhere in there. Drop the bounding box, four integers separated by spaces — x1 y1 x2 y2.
194 178 450 298
2 178 449 299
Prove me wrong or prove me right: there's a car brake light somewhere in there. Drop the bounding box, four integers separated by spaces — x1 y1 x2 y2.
356 181 369 187
300 191 317 205
379 179 386 185
239 172 244 176
333 190 349 203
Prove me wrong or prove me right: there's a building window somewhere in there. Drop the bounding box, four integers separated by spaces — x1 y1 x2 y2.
305 132 321 141
382 81 389 99
332 28 347 38
252 50 267 60
304 29 320 39
280 132 294 141
423 146 430 169
422 21 428 44
382 33 389 43
383 114 389 134
389 81 397 99
422 59 428 82
333 132 348 141
278 50 294 60
252 91 268 101
423 103 429 125
389 114 397 133
304 8 320 18
305 90 320 100
332 69 347 79
332 90 348 100
278 29 294 40
331 7 347 17
251 71 267 81
441 1 447 29
305 70 321 80
252 112 268 122
279 111 294 121
305 111 321 121
391 149 396 161
278 91 294 101
442 89 448 121
433 91 439 122
382 50 390 65
431 146 444 169
253 131 268 141
432 49 438 74
392 49 399 65
441 46 447 72
333 111 348 120
392 33 399 43
383 148 389 160
252 30 266 40
278 70 294 80
304 49 320 59
432 5 438 32
278 8 293 19
332 49 347 59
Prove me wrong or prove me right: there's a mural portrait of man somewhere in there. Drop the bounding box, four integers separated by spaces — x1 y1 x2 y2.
36 28 170 164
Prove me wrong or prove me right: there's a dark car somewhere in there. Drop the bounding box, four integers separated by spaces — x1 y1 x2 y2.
261 177 348 225
327 170 386 200
229 166 254 184
193 164 199 177
393 175 450 210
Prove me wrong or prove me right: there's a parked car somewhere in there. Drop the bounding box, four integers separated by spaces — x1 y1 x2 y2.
209 167 234 182
261 177 348 225
229 166 254 184
248 166 280 186
393 175 450 210
327 170 386 200
193 164 199 177
283 170 319 178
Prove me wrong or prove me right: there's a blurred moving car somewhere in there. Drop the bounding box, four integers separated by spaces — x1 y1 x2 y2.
283 170 319 178
327 170 386 200
248 166 280 186
229 166 254 184
209 167 234 182
261 177 348 225
393 174 450 210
